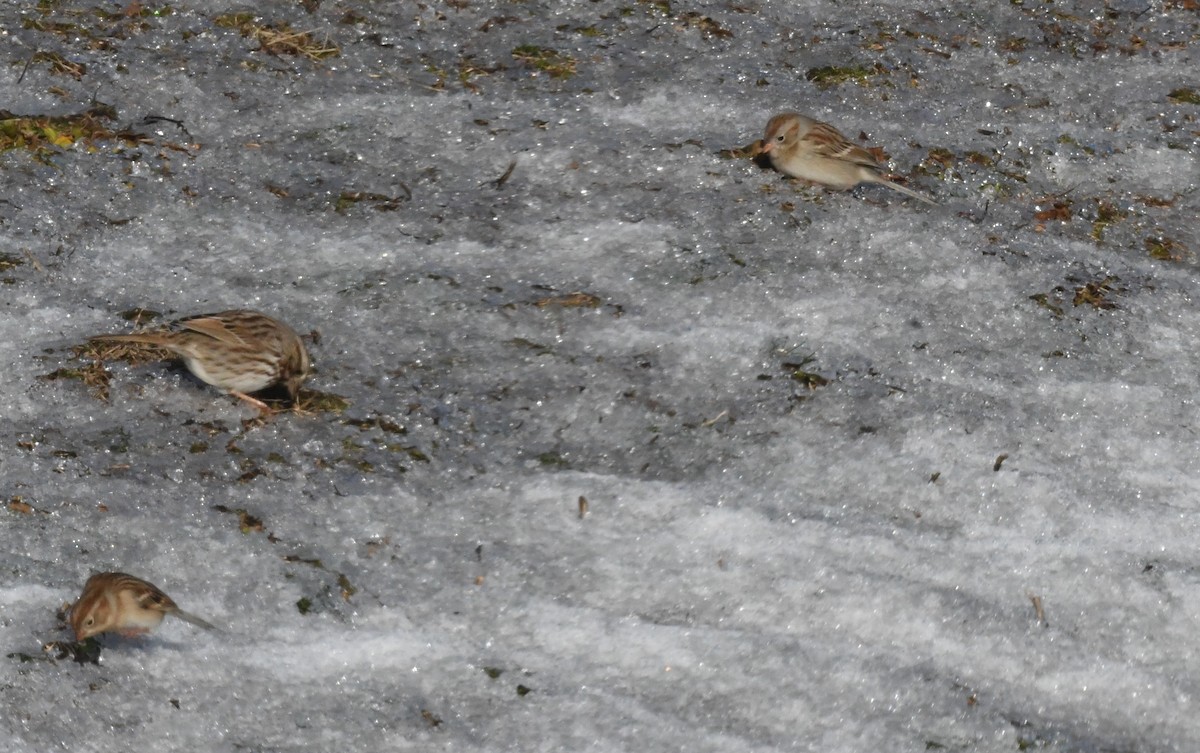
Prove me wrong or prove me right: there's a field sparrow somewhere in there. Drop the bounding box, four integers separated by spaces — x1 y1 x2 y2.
69 572 216 640
89 309 311 412
761 112 936 205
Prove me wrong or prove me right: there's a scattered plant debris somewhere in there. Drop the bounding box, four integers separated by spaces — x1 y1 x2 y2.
512 45 576 78
40 361 114 401
212 504 265 534
296 390 350 413
39 638 102 665
534 292 602 309
214 14 339 61
1072 277 1122 309
781 357 829 389
31 51 86 79
676 12 732 39
1034 197 1073 226
1028 293 1064 317
335 190 408 213
1144 235 1185 262
1089 200 1127 241
0 105 145 163
805 64 881 89
1167 87 1200 105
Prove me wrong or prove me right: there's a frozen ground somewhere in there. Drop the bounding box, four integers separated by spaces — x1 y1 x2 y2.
1 0 1199 750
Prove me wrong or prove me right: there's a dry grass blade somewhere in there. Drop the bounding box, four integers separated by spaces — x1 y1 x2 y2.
255 25 340 60
534 292 602 309
74 339 172 365
40 360 114 401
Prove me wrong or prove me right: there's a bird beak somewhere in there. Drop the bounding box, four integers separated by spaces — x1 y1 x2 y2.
760 141 773 154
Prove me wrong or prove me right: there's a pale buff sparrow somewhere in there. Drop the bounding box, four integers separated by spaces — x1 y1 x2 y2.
69 572 216 640
89 309 311 412
761 112 937 205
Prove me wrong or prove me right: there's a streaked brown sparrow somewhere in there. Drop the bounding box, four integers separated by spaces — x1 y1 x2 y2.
761 112 936 205
89 309 311 412
69 572 216 640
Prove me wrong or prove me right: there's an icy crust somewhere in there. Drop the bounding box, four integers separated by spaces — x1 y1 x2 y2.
1 1 1199 751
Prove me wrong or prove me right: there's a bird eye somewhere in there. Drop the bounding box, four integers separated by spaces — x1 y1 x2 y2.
84 617 94 627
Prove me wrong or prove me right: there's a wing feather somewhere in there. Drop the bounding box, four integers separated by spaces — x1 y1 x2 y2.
806 123 881 169
177 315 252 347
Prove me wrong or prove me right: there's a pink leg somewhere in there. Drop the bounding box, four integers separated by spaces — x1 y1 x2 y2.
229 390 272 414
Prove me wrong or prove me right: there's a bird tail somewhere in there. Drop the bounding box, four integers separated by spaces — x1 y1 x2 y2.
881 178 937 205
173 609 218 631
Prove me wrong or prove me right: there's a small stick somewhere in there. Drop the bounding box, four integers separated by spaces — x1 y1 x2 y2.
1028 592 1048 627
17 55 36 85
487 159 517 189
22 249 45 273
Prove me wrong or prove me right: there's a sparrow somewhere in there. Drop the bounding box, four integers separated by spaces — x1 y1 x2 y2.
69 572 216 640
89 309 311 412
760 112 936 205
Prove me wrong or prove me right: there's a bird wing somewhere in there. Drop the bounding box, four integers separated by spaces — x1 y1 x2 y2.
805 123 883 170
177 315 251 347
134 583 179 613
818 140 881 169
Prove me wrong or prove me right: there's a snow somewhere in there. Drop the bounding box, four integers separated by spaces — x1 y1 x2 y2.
2 0 1199 750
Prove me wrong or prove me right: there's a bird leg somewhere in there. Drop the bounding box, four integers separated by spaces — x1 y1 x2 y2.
229 390 273 414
